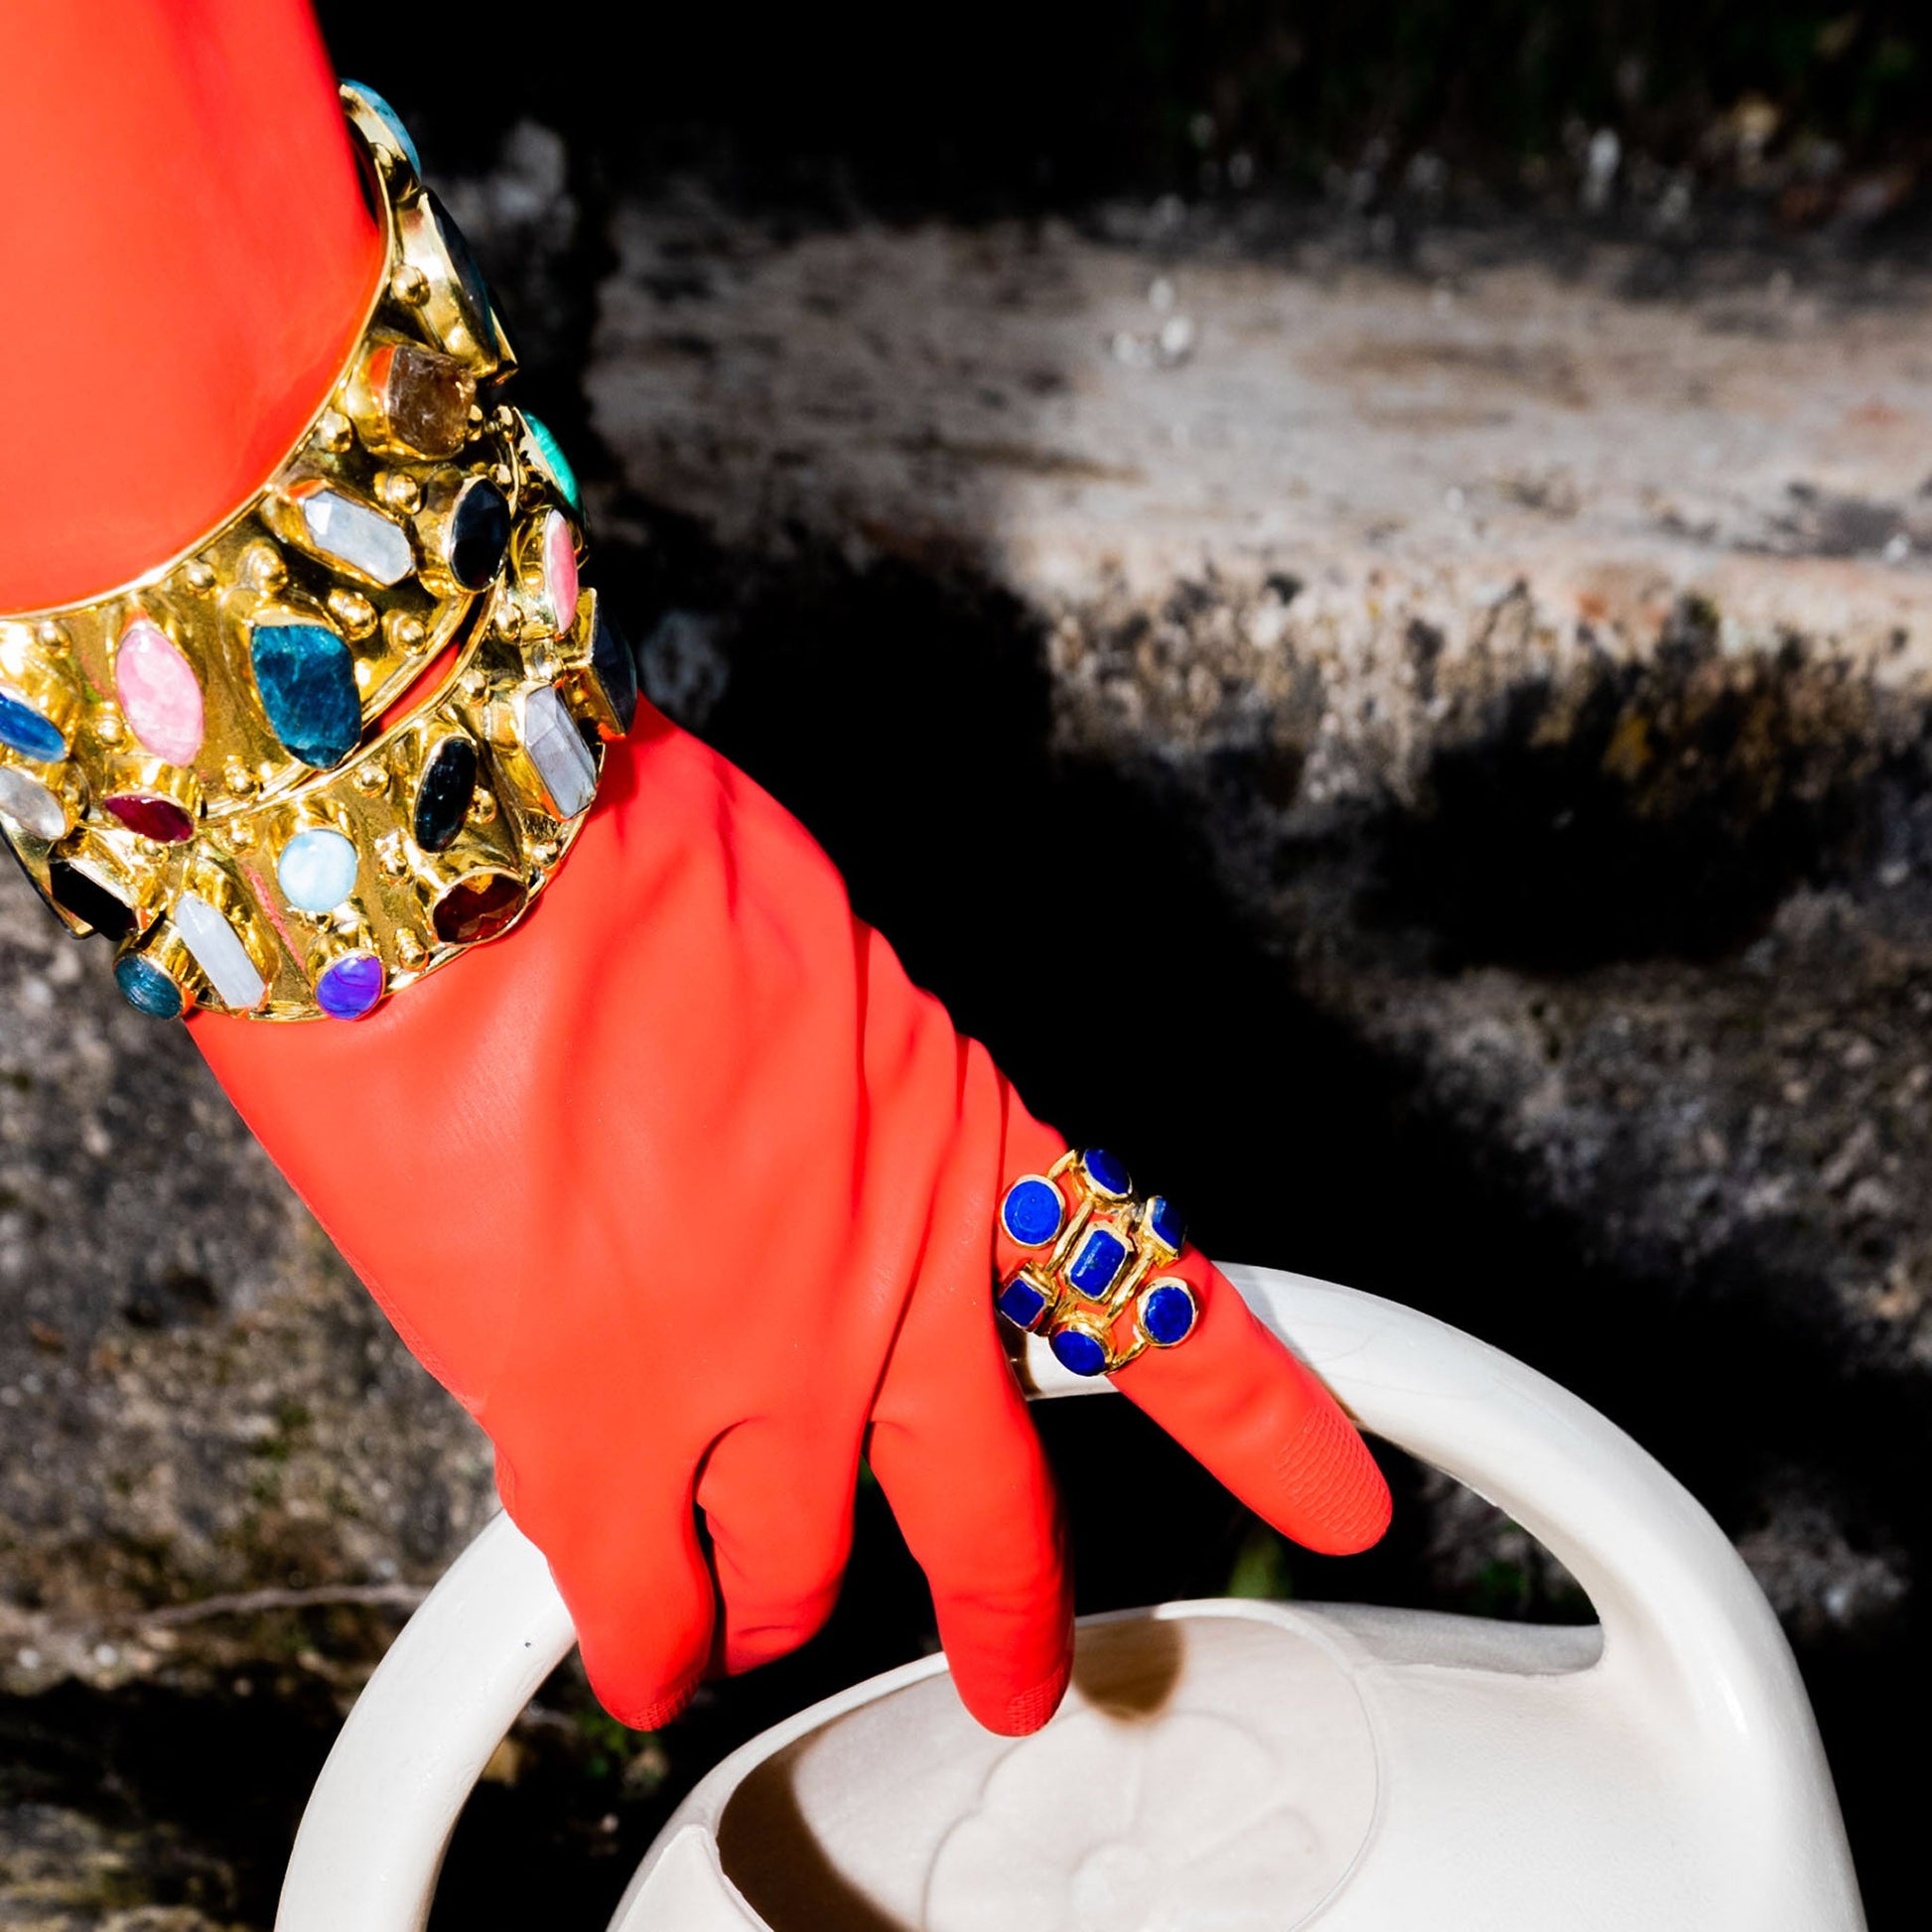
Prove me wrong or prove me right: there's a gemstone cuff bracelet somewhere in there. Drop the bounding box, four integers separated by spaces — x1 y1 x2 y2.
0 82 635 1023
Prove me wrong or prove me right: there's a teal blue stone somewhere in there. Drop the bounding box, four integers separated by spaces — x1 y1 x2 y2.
1050 1328 1109 1377
997 1277 1050 1330
345 81 422 173
1141 1282 1197 1346
524 413 581 512
114 954 183 1020
250 624 360 767
1067 1225 1130 1300
0 690 65 762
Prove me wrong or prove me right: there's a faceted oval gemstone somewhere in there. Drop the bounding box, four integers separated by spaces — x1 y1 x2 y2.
539 508 579 626
317 951 385 1021
1066 1224 1130 1300
278 827 359 912
1001 1175 1064 1249
104 793 196 843
250 621 361 767
413 737 479 851
432 871 526 945
447 479 511 590
1145 1194 1185 1253
524 413 581 511
591 605 638 735
300 486 412 587
175 893 266 1010
1082 1148 1132 1197
1049 1326 1109 1378
345 80 422 172
114 952 184 1020
522 684 597 819
1140 1280 1198 1347
997 1276 1051 1330
379 343 475 459
115 618 204 763
0 766 68 840
0 687 66 762
49 861 135 940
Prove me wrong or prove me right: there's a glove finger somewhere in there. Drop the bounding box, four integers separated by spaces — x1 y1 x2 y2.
496 1449 717 1730
695 1416 858 1674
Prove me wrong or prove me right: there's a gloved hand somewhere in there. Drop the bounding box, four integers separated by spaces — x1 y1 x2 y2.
4 0 1390 1739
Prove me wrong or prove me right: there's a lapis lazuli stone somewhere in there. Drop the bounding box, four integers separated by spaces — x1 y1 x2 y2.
317 951 385 1021
524 412 582 512
448 479 511 590
0 689 66 762
1083 1147 1131 1197
250 623 360 767
1146 1194 1185 1252
49 861 134 941
1001 1176 1063 1248
414 737 479 852
1067 1225 1130 1300
1141 1281 1197 1347
1050 1326 1109 1377
997 1277 1050 1330
345 80 423 172
591 605 638 735
114 953 183 1020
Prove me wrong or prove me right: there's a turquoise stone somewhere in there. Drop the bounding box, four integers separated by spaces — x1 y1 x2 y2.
524 413 582 512
345 81 422 173
114 953 183 1020
250 623 360 767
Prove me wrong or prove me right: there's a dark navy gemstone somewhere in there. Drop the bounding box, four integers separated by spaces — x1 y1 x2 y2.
591 606 639 735
414 736 479 851
1049 1326 1109 1377
1141 1281 1197 1347
1082 1148 1131 1196
1146 1194 1185 1252
430 191 500 335
49 861 135 941
1066 1225 1130 1300
0 690 66 762
997 1277 1050 1330
250 622 360 766
1001 1176 1063 1248
447 479 511 591
317 951 385 1021
114 953 183 1020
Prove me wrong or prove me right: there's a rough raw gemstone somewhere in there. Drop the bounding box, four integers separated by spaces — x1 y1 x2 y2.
1001 1176 1064 1248
345 80 422 171
1141 1281 1197 1346
997 1277 1051 1329
1066 1224 1130 1300
447 480 510 591
524 412 581 510
104 793 195 843
0 689 66 762
522 684 597 818
432 871 526 945
317 951 385 1021
591 605 638 734
413 737 479 852
1082 1148 1132 1197
1146 1194 1185 1252
278 827 359 912
0 766 67 840
114 953 183 1020
300 487 412 587
381 343 475 458
1049 1326 1109 1377
175 892 265 1010
49 861 134 940
250 622 361 767
539 509 579 627
115 617 204 763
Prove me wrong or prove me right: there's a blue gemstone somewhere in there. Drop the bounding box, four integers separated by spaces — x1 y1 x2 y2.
1083 1148 1131 1196
997 1277 1050 1329
1147 1194 1185 1251
591 606 638 735
1001 1176 1063 1248
0 690 66 762
345 81 423 173
524 413 582 512
1141 1282 1197 1346
1049 1327 1109 1377
317 951 385 1021
250 623 360 766
1066 1225 1130 1300
114 954 183 1020
414 737 479 852
448 479 511 590
278 828 358 913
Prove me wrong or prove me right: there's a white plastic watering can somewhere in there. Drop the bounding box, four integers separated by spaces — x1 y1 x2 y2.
275 1267 1865 1931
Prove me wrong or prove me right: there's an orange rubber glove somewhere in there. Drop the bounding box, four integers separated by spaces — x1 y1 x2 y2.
1 2 1390 1735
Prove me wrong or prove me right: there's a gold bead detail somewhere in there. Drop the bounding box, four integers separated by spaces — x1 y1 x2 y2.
239 541 286 593
459 667 489 701
352 758 389 795
94 711 124 746
375 471 423 514
469 788 497 824
180 560 217 595
390 263 430 306
327 589 379 640
315 409 354 455
396 931 428 969
385 611 427 653
227 819 256 853
224 760 258 798
34 621 67 650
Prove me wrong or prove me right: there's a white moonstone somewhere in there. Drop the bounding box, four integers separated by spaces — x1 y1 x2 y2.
0 766 68 840
521 684 597 818
175 893 267 1010
277 827 359 912
301 488 413 587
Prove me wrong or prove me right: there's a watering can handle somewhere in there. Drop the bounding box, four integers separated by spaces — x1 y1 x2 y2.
274 1266 1827 1932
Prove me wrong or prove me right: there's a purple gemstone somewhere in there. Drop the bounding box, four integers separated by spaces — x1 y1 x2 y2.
316 951 385 1021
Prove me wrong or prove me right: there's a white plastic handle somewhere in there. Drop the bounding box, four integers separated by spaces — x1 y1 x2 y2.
275 1266 1838 1932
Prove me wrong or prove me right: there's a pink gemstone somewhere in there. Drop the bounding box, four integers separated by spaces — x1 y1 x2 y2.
116 617 205 764
541 510 578 630
105 792 196 843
